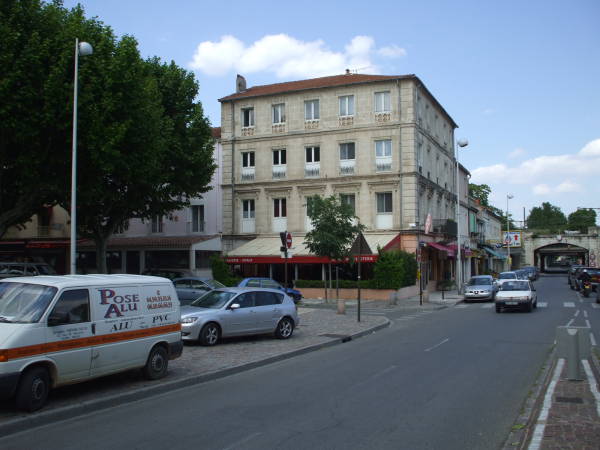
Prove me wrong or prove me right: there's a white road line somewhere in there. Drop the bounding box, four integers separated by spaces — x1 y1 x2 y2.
425 338 449 352
584 310 589 318
537 302 548 308
223 432 262 450
591 333 597 347
593 304 600 309
456 304 468 309
481 304 494 309
586 319 591 328
575 310 580 317
564 302 576 308
528 359 565 450
582 360 600 417
566 319 575 326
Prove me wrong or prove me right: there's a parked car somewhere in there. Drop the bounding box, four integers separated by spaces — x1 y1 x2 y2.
463 275 498 302
237 278 302 303
173 277 225 305
495 280 537 313
514 269 529 280
568 264 584 287
180 287 299 346
497 271 519 285
141 268 194 280
0 262 56 279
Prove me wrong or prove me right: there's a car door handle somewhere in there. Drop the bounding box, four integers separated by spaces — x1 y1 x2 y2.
91 323 96 334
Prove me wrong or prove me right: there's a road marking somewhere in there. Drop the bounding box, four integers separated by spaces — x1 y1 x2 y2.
456 304 468 309
425 338 449 352
586 319 591 328
592 304 600 309
528 358 565 450
564 302 576 308
575 310 580 317
584 310 589 318
537 302 548 308
223 432 262 450
566 319 575 326
591 333 597 347
582 360 600 417
481 303 494 309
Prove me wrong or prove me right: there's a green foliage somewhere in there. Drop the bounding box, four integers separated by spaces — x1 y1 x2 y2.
527 202 567 233
209 256 240 287
372 249 417 289
567 209 597 233
469 183 492 206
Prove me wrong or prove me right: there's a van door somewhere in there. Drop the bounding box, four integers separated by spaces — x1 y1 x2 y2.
46 289 93 383
89 285 145 377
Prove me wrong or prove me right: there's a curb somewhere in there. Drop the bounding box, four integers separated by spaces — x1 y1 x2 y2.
0 319 390 438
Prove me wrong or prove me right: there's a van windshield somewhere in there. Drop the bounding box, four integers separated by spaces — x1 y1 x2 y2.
0 282 57 323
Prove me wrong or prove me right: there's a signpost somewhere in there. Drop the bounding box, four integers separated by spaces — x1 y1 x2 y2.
349 231 372 322
280 231 292 289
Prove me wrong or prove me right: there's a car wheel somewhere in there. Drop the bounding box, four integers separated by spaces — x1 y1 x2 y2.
525 301 533 313
142 345 169 380
199 322 220 346
275 317 294 339
15 366 50 412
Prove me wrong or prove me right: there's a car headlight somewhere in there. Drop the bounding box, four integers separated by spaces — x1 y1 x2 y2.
181 316 198 324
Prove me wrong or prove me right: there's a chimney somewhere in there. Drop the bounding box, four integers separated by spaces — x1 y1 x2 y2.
345 68 351 75
236 74 247 93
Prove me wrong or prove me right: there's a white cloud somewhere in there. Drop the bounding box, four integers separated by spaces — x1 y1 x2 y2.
508 147 526 159
579 138 600 157
555 181 583 193
377 45 407 58
483 108 495 116
189 34 405 78
533 184 551 195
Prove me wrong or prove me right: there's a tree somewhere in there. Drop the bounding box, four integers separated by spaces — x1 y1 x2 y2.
0 1 216 272
527 202 567 232
304 195 364 300
469 183 492 207
567 209 597 233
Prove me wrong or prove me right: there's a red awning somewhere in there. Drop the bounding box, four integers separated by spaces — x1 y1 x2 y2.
225 254 378 264
427 242 455 257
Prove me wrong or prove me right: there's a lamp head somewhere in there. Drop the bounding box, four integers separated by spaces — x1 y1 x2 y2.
457 139 469 148
507 194 514 199
78 42 93 56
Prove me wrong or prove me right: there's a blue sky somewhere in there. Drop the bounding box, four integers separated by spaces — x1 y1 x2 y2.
64 0 600 223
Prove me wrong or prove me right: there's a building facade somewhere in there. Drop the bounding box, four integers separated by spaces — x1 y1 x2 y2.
219 72 467 287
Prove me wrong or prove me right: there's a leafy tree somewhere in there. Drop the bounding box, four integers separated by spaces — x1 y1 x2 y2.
567 209 597 233
210 255 239 287
527 202 567 232
0 1 215 272
304 195 364 300
468 183 492 206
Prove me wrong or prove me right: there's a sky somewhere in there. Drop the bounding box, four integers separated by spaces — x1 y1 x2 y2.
63 0 600 224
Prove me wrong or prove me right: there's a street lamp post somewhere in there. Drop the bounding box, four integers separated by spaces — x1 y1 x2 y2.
70 39 93 275
506 194 514 270
455 139 468 293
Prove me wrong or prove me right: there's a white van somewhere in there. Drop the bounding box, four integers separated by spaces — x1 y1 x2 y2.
0 274 182 411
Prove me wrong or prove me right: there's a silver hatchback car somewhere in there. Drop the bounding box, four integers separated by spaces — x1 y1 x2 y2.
463 275 498 302
180 287 299 346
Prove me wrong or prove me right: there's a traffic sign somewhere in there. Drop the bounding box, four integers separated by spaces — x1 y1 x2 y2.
286 232 292 249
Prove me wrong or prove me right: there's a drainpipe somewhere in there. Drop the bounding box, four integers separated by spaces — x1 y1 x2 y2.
230 101 236 248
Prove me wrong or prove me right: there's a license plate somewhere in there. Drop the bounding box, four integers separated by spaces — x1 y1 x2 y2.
505 301 518 305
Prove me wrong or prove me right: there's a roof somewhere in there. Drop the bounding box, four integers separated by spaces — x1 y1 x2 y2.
1 274 172 288
211 127 221 139
219 72 458 129
219 73 410 102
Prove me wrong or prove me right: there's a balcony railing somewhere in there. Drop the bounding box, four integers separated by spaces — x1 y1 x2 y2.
432 219 457 237
305 162 320 178
339 160 355 175
272 165 286 179
241 167 255 182
375 156 392 172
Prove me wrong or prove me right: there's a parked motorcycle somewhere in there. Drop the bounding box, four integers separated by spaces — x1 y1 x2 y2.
582 280 592 298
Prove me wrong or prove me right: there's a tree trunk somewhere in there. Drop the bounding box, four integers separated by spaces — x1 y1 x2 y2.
324 263 328 304
328 263 332 300
94 235 109 274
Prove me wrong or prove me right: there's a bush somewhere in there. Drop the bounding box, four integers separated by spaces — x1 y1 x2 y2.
210 256 240 287
372 250 417 289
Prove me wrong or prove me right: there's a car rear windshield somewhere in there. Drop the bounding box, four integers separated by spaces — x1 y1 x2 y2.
0 282 57 323
500 281 529 291
499 273 516 279
190 290 236 309
205 279 226 289
467 278 492 286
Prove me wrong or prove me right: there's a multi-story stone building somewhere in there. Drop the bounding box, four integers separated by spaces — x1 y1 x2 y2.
220 72 469 287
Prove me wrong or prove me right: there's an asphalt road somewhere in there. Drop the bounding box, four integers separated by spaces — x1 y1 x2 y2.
1 275 594 450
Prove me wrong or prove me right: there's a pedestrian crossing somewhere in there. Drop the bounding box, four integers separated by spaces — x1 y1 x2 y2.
455 301 599 310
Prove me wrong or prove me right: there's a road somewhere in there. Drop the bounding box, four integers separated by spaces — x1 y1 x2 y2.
1 275 596 450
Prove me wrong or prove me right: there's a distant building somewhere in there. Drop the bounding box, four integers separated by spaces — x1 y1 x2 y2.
218 72 469 287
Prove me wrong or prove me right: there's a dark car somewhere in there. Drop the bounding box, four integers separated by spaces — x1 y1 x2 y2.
238 278 302 303
571 267 595 291
521 266 539 281
173 277 226 305
568 264 584 287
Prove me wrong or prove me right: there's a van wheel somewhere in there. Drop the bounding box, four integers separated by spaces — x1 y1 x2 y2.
199 323 220 346
15 366 50 412
143 346 168 380
275 318 294 339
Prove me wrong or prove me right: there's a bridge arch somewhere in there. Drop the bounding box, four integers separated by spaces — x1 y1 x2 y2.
534 243 587 273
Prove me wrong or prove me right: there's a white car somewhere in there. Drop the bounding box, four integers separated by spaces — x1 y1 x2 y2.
496 271 519 285
495 280 537 313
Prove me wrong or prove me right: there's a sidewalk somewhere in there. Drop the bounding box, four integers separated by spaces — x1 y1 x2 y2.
0 307 389 437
